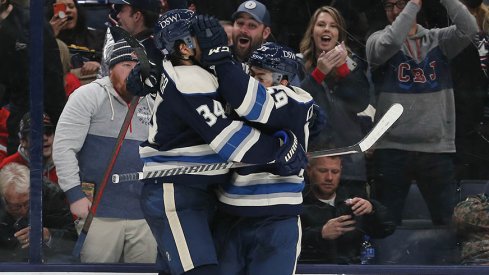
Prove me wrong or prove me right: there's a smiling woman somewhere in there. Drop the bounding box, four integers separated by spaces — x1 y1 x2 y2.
299 6 371 200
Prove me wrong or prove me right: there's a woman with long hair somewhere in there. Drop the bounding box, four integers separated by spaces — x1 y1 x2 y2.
299 6 371 198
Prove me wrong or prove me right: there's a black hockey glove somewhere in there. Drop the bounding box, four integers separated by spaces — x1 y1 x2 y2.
192 14 233 67
273 130 308 176
126 62 160 96
309 104 328 139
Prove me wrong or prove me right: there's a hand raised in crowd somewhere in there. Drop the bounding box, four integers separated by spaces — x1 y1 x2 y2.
346 197 373 216
321 215 356 240
0 1 13 22
70 197 92 219
49 14 68 37
316 42 347 75
14 227 51 249
80 61 101 76
334 42 348 68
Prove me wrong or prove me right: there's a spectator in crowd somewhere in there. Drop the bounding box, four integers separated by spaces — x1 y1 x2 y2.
366 0 478 225
0 0 66 155
453 188 489 265
0 163 77 263
299 6 370 198
99 0 162 78
53 39 157 263
231 0 271 63
0 112 58 186
56 38 81 97
300 155 395 264
48 0 105 76
112 0 162 65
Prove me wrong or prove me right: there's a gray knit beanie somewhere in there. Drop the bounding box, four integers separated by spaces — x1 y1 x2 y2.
109 39 139 68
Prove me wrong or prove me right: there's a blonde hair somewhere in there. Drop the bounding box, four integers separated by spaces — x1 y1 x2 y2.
299 6 347 73
473 4 489 32
56 38 71 75
0 163 30 199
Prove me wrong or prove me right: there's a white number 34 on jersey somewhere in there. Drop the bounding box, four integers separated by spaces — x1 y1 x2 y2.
196 100 227 126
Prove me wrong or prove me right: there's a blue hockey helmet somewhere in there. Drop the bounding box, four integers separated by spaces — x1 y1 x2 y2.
154 9 195 55
249 42 299 85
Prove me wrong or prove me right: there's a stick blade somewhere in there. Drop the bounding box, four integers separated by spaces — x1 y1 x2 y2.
358 103 403 152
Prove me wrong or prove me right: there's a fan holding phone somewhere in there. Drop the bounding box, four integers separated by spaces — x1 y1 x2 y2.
48 0 105 76
49 1 76 37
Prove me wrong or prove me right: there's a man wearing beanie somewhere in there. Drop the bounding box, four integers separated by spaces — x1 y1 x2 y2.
53 39 157 263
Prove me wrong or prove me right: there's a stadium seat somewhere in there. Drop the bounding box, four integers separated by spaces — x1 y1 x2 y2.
402 182 431 220
458 180 489 201
372 220 460 265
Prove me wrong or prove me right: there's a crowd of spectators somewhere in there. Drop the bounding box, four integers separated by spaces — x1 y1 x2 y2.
1 0 489 269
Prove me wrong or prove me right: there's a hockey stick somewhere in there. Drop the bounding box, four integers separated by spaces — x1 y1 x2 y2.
72 27 148 258
112 103 403 183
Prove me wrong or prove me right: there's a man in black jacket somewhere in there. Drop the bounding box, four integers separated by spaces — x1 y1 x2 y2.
0 163 77 263
300 155 396 264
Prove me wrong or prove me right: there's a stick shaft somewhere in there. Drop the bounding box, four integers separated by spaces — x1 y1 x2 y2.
113 103 403 183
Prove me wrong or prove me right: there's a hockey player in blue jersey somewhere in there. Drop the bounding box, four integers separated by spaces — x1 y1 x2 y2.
191 16 317 274
128 9 309 275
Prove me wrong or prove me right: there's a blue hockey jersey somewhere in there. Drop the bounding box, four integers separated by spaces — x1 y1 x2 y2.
213 62 315 217
139 60 287 188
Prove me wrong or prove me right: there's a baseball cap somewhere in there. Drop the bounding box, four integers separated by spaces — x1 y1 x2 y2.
232 0 271 27
109 39 139 68
109 0 160 12
19 112 55 138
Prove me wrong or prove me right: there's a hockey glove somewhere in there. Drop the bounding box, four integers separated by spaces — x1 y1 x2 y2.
309 104 328 139
126 62 160 96
273 130 308 176
192 14 233 67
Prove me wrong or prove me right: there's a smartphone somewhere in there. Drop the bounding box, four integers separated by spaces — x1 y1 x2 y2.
53 3 67 19
346 56 358 71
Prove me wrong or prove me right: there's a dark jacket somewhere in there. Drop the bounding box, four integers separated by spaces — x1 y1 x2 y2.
300 56 370 181
0 3 67 154
0 182 77 263
0 3 66 120
300 184 395 264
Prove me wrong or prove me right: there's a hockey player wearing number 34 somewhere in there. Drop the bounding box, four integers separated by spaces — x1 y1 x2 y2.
128 9 314 275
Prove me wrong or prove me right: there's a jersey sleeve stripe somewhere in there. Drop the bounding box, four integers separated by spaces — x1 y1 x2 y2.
210 121 243 152
235 78 274 123
231 172 304 186
223 182 304 195
228 127 260 162
217 189 303 207
140 144 217 158
235 78 258 116
141 153 227 164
